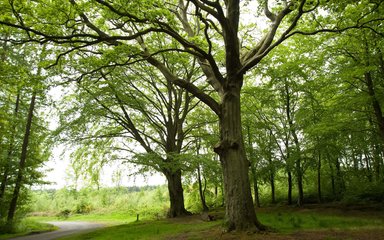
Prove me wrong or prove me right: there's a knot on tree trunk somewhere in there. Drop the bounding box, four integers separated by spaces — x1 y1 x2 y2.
213 139 239 155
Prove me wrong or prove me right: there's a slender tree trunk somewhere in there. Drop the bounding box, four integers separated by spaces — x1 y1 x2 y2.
214 84 264 232
373 143 382 182
195 139 208 212
7 91 36 223
251 165 260 208
0 93 20 202
296 158 304 206
364 153 373 182
317 151 322 203
285 82 303 206
329 159 336 198
285 137 292 205
270 171 276 204
287 170 292 205
215 185 218 198
163 169 190 217
197 164 209 212
335 157 345 199
246 125 260 207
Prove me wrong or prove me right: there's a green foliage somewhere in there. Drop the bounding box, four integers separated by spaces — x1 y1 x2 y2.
30 186 170 218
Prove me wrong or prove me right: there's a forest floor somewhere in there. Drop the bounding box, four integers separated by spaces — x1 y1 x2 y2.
4 203 384 240
166 203 384 240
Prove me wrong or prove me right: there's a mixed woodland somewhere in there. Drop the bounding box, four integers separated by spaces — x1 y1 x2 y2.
0 0 384 234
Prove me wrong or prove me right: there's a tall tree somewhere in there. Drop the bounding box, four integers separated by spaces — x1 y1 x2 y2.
7 90 36 223
58 58 200 217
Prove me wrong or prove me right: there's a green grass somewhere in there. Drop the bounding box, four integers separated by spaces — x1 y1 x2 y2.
28 211 142 225
0 219 57 240
4 206 384 240
58 218 220 240
49 207 382 240
257 210 384 233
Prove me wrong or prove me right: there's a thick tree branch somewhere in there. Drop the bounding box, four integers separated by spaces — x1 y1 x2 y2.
176 1 224 93
264 0 276 22
240 1 296 72
144 54 220 116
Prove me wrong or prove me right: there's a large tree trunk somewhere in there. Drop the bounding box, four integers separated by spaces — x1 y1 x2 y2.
366 71 384 142
163 169 190 218
214 85 264 232
7 91 36 223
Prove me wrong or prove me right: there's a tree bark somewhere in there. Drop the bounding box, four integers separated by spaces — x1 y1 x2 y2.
317 151 322 203
270 172 276 204
251 165 260 208
285 136 293 205
365 71 384 142
287 170 292 205
7 91 36 223
329 158 336 198
214 84 264 232
246 125 260 207
0 93 20 203
335 157 345 199
197 164 209 212
163 169 191 218
285 82 304 206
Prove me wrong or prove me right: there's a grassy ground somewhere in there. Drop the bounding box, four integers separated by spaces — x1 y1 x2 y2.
59 218 220 240
0 220 57 240
2 204 384 240
28 211 139 226
58 204 384 240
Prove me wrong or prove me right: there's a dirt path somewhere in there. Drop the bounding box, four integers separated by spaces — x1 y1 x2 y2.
8 221 104 240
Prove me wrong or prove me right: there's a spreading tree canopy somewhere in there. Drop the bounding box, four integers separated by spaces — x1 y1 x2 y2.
1 0 383 231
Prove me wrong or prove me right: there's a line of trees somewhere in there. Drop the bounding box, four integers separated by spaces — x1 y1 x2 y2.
0 37 52 230
0 0 383 233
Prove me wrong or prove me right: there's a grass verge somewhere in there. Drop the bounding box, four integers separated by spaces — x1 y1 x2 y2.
0 219 57 240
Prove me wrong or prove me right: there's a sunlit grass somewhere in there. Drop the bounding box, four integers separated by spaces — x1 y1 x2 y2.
6 206 384 240
28 211 142 226
0 219 57 240
58 218 220 240
50 207 384 240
